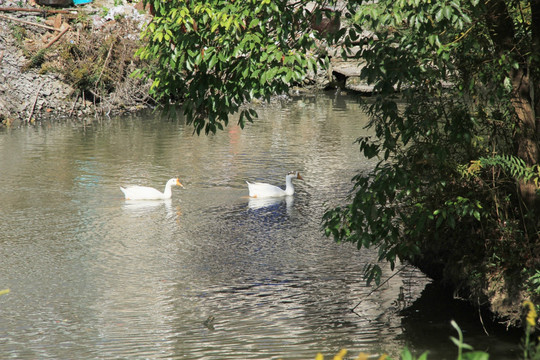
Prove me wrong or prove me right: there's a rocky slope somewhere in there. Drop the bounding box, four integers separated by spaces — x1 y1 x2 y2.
0 0 153 126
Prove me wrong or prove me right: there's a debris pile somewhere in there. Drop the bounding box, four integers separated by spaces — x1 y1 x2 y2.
0 0 154 126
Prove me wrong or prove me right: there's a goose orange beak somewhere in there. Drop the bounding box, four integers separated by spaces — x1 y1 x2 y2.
176 179 184 187
297 173 304 180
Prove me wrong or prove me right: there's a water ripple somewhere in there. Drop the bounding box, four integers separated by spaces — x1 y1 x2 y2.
0 94 435 360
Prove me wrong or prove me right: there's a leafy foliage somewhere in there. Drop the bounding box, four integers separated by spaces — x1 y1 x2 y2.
470 156 540 187
136 0 334 134
530 271 540 295
323 0 539 289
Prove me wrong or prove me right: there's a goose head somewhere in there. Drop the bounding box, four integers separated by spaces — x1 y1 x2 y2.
169 177 184 188
286 171 303 181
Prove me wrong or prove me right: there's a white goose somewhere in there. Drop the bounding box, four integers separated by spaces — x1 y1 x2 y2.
120 178 183 200
246 171 303 198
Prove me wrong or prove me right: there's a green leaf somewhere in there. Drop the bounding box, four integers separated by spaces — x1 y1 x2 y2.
400 348 413 360
436 215 443 229
448 215 456 229
249 18 259 28
443 5 452 20
463 352 490 360
450 336 462 348
284 70 293 83
435 7 444 23
208 54 218 69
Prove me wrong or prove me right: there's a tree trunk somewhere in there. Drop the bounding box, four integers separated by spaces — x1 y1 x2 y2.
532 0 540 142
510 68 539 209
485 0 540 210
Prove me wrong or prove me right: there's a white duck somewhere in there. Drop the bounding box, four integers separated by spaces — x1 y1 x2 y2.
120 178 183 200
246 171 303 198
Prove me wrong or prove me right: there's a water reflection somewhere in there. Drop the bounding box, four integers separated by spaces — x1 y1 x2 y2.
122 198 173 213
247 195 293 211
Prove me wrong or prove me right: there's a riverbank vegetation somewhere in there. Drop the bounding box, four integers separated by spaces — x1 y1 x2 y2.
321 0 540 325
136 0 539 326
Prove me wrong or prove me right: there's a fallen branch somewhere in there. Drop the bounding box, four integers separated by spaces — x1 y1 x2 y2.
69 91 79 117
0 6 75 15
0 13 59 31
350 265 407 316
27 83 44 123
95 39 115 85
44 25 70 49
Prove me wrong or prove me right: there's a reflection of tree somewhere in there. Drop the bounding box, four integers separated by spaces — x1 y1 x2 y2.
400 282 521 359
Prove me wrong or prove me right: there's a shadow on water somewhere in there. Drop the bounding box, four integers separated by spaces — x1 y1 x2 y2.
400 282 523 360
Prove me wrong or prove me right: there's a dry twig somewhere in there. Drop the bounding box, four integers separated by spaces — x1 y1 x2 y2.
0 13 59 31
27 83 44 123
44 25 70 49
0 7 75 15
95 39 115 86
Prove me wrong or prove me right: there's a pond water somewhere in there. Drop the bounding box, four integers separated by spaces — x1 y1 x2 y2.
0 94 520 359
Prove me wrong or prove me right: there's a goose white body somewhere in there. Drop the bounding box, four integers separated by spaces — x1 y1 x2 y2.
120 178 183 200
246 172 303 198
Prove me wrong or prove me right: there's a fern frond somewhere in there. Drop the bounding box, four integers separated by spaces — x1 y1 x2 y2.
474 155 540 185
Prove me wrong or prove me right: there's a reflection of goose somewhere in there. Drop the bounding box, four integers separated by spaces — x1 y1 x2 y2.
123 199 172 209
120 178 183 200
246 171 303 198
248 195 293 213
248 196 284 209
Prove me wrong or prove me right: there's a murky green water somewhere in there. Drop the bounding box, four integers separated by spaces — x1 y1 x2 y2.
0 94 520 359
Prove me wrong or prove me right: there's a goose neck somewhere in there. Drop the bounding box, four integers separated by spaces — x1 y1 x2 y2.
284 175 295 195
163 183 173 198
